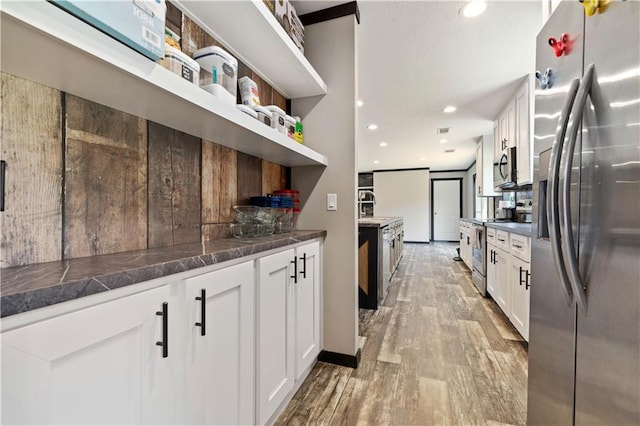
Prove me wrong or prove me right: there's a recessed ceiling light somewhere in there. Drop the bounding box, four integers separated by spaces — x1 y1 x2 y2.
419 157 426 161
443 106 457 113
356 100 364 107
373 160 380 164
439 139 448 144
367 124 378 130
459 0 487 18
379 142 388 147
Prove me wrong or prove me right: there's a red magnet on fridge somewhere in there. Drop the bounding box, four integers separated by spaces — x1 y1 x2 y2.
548 33 572 57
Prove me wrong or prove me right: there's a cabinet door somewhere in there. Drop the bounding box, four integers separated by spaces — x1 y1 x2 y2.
493 248 511 314
1 285 176 425
515 80 532 185
493 120 501 160
505 99 516 149
498 112 508 153
476 142 483 197
256 248 295 425
183 261 255 426
486 245 497 296
295 241 321 380
509 256 531 341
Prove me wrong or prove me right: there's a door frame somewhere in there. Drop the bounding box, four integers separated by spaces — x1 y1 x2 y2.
430 178 463 241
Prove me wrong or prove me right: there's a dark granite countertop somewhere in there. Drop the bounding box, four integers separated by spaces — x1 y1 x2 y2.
0 230 326 318
358 217 403 228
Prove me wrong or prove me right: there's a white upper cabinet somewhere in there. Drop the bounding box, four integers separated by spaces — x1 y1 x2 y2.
477 134 501 197
515 78 533 185
0 1 327 167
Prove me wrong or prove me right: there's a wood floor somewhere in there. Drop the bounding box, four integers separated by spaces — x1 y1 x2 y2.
276 242 528 426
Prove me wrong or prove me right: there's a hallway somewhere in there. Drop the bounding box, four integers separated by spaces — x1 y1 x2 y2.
276 243 528 425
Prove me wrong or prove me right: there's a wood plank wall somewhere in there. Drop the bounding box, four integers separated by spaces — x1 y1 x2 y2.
1 1 290 266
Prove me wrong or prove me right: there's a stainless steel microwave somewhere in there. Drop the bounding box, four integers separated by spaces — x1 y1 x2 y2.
493 146 517 190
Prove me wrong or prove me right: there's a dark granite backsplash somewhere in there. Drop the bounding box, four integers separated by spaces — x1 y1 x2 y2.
1 231 326 318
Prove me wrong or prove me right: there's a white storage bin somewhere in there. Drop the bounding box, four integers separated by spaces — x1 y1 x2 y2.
249 105 273 127
285 115 296 139
193 46 238 105
236 104 258 120
160 44 200 85
266 105 286 134
238 76 261 106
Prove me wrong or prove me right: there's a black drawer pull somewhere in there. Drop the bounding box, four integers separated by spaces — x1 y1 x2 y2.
525 270 531 290
156 302 168 358
0 160 5 212
195 288 206 336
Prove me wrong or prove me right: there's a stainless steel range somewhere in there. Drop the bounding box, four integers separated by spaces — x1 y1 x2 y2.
471 223 486 296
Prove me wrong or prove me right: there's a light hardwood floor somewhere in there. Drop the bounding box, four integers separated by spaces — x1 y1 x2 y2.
276 242 528 426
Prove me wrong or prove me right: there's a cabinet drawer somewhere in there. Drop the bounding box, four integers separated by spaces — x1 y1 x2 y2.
510 233 531 262
495 230 509 251
486 227 496 244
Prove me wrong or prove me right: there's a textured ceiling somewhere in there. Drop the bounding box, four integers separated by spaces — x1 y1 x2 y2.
294 1 543 171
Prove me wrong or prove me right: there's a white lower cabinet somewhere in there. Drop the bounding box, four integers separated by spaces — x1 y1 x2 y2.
182 261 255 426
1 239 323 426
509 255 531 341
1 285 177 425
256 240 321 424
488 245 511 314
486 243 497 296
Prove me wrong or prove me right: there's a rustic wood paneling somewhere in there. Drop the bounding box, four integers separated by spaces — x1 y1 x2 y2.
219 146 237 222
148 122 201 248
237 152 262 205
165 1 182 44
272 90 287 112
201 140 221 223
181 15 221 58
359 241 369 294
0 74 63 267
261 159 284 194
64 95 147 259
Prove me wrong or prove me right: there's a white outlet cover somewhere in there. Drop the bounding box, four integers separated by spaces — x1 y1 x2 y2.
327 193 337 211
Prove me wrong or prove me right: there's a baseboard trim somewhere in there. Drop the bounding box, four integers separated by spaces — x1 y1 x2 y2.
318 348 361 368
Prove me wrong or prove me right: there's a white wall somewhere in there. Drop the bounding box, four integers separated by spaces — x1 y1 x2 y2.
291 15 358 358
374 170 430 242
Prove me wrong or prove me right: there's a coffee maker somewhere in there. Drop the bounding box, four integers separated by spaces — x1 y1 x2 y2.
515 199 533 223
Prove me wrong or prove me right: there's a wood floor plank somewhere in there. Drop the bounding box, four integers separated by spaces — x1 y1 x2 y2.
277 243 529 426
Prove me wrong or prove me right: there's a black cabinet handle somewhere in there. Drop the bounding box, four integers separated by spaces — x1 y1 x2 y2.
467 236 470 244
300 253 307 279
514 244 523 249
291 256 298 284
156 302 168 358
195 288 206 336
0 160 5 212
460 232 463 239
519 266 524 286
525 270 531 290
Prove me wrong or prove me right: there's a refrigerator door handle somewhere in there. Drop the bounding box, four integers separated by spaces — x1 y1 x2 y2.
559 64 596 315
547 77 581 306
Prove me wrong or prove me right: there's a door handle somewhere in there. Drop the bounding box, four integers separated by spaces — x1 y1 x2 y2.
195 288 206 336
547 77 580 306
560 64 596 314
156 302 169 358
519 266 524 286
291 256 298 284
525 270 531 290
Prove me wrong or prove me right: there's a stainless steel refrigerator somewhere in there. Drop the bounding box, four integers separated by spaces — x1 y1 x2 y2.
528 1 639 425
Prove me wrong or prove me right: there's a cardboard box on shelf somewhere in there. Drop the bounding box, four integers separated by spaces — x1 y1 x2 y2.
274 0 304 53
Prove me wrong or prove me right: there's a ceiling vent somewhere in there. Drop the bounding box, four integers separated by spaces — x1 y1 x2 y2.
437 127 450 135
445 149 456 153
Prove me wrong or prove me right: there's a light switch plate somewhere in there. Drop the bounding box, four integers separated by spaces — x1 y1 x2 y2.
327 193 337 211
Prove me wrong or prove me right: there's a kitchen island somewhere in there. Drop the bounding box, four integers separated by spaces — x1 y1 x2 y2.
358 217 404 309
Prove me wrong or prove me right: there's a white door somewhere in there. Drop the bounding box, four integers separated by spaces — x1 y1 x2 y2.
1 285 176 425
494 247 511 313
432 179 461 241
183 261 255 425
256 249 295 425
295 241 321 379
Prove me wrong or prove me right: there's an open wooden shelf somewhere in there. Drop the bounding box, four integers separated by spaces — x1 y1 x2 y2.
0 1 328 167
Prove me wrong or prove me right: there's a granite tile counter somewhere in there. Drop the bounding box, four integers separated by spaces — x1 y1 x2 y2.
1 230 326 318
358 217 403 228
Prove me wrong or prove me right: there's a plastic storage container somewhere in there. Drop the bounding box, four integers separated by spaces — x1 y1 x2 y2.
236 104 258 119
266 105 287 135
238 76 261 106
285 115 296 139
293 115 303 143
249 106 273 127
160 44 200 85
193 46 238 105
